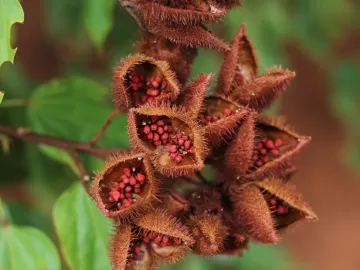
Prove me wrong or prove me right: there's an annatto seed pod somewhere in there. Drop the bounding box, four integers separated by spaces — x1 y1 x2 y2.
110 224 134 270
230 178 317 244
239 116 311 182
198 95 250 147
128 103 207 177
188 214 228 255
136 0 227 26
135 210 194 267
217 24 258 95
90 151 158 220
112 54 180 112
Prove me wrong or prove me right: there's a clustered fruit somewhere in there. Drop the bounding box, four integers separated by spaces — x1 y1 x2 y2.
90 1 318 269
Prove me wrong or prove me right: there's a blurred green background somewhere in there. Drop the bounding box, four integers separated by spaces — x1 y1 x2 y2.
1 0 360 269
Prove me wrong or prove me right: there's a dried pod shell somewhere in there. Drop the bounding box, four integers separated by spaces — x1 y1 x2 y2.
217 24 257 95
128 103 207 177
255 178 318 231
136 210 194 266
110 225 132 270
232 67 296 111
188 215 228 255
242 116 311 182
136 1 227 26
198 95 249 147
91 151 158 220
159 191 190 215
230 185 279 243
112 54 180 112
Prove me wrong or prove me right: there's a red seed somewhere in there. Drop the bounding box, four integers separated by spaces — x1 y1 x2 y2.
136 173 145 181
270 149 279 157
173 238 182 245
223 108 232 117
152 81 160 88
153 133 160 141
150 124 158 131
143 125 151 134
123 177 130 184
256 143 263 150
161 133 169 140
277 206 285 214
161 236 169 245
125 192 132 199
270 198 277 205
156 120 165 126
154 140 162 146
123 167 131 177
129 176 137 186
265 140 275 149
252 155 258 161
261 138 268 143
184 140 191 150
154 236 162 244
119 182 126 189
161 81 167 89
178 138 184 146
143 237 150 243
256 160 263 167
262 156 269 163
175 154 183 163
275 139 283 147
155 76 162 82
125 186 132 192
147 132 154 140
189 146 195 154
134 246 141 254
260 149 267 155
157 127 164 134
169 144 177 153
141 95 148 103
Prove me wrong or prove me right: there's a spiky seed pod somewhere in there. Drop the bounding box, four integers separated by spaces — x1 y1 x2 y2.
255 178 318 231
230 184 279 244
128 103 207 177
177 73 213 118
223 112 256 179
136 210 194 266
198 95 249 147
210 0 241 10
144 21 230 51
217 24 258 95
136 33 198 84
136 0 227 26
112 54 180 112
110 225 133 270
241 116 311 182
188 215 228 255
159 191 190 215
91 151 158 220
231 67 296 111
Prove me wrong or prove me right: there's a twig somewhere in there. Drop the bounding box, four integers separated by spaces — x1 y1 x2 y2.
0 124 120 160
89 109 119 147
70 151 91 193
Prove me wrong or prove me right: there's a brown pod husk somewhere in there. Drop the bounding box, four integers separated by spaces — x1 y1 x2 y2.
188 214 228 255
110 225 133 270
90 151 158 221
136 33 198 85
223 111 256 178
231 67 296 111
230 184 279 243
255 178 318 232
242 116 311 182
159 191 190 216
128 103 207 177
112 54 180 112
177 73 213 118
136 210 194 266
136 0 227 26
198 95 249 147
217 24 258 95
144 20 230 51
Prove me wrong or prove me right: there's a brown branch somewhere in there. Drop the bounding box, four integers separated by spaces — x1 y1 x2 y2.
89 109 119 147
0 124 121 160
70 151 91 193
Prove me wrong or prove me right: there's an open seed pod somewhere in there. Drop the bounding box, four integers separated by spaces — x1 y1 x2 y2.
128 103 207 177
217 24 258 95
231 67 296 111
112 54 180 112
136 0 227 26
242 116 311 182
136 33 198 85
136 210 194 266
198 95 249 147
255 178 318 232
91 151 158 220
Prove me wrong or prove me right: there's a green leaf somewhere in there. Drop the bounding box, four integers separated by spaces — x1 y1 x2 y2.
53 182 112 270
83 0 116 49
27 77 129 150
0 225 61 270
0 91 4 104
0 0 24 66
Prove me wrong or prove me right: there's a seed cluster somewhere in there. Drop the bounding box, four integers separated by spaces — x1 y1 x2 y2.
251 138 283 168
166 133 195 163
129 229 183 261
265 193 289 215
106 167 146 210
139 116 173 146
127 69 168 107
199 108 235 125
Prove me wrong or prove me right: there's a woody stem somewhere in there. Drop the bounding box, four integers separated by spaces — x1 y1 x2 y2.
89 109 120 147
